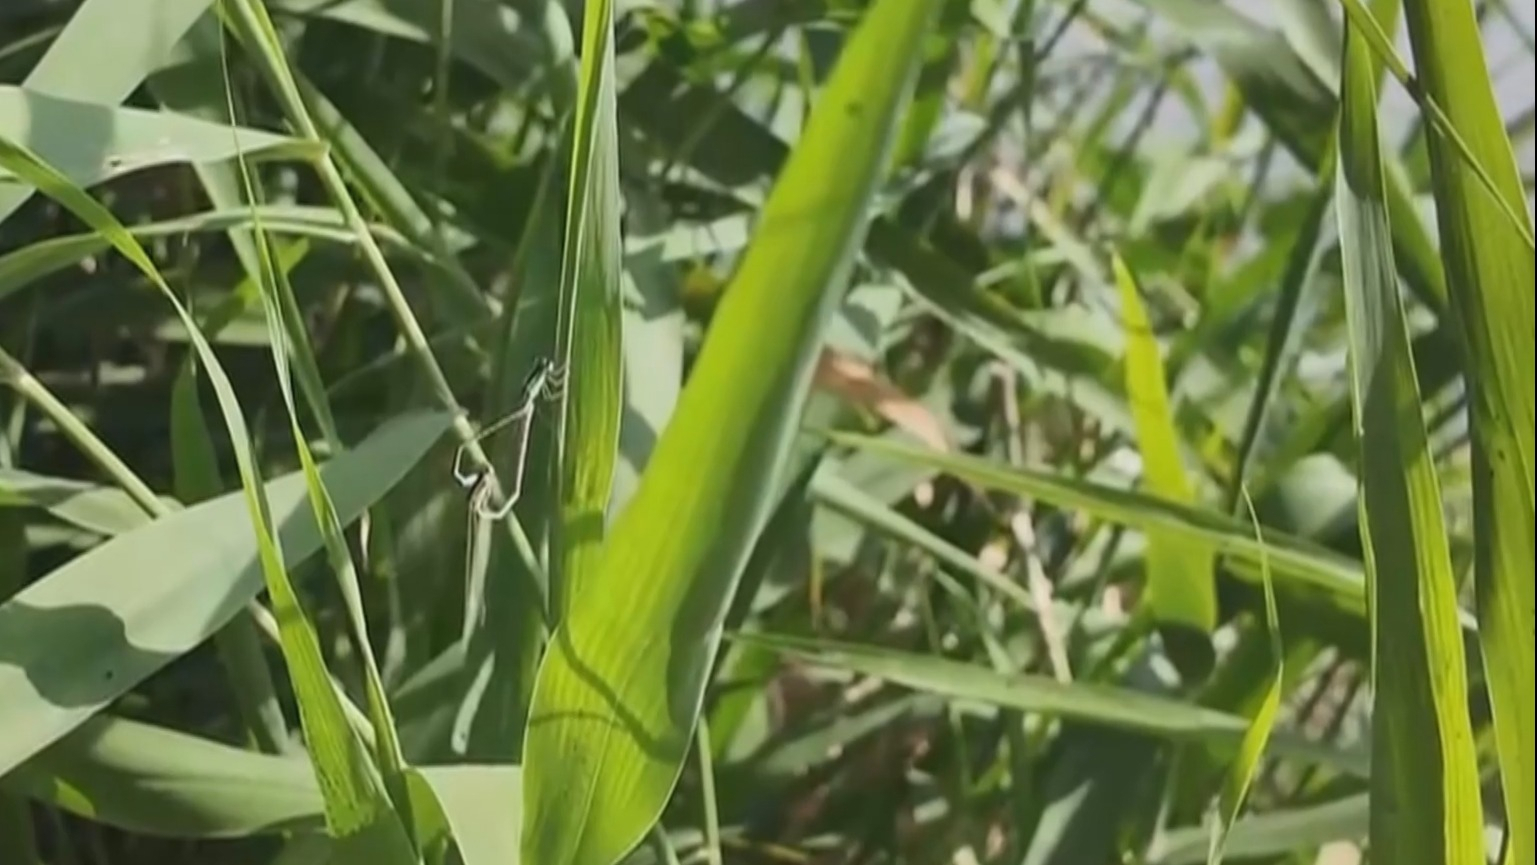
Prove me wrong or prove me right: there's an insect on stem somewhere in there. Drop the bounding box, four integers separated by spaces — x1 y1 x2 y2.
454 356 566 520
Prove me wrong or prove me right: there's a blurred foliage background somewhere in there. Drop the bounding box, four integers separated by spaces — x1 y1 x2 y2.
0 0 1531 863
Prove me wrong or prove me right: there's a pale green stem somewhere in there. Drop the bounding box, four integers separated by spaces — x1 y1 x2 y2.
696 718 723 865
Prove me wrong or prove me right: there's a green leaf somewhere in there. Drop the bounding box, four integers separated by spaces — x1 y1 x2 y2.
549 0 626 615
411 765 524 865
0 409 450 777
518 0 945 860
3 715 324 838
0 85 319 190
825 431 1371 612
734 632 1365 775
0 470 159 536
1112 254 1215 676
1334 6 1486 861
227 59 416 844
0 0 218 224
1396 1 1537 861
0 128 413 850
1151 794 1367 864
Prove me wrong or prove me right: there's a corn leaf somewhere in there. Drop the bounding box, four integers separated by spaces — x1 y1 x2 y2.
1396 1 1537 862
549 0 625 616
518 0 945 860
1334 6 1485 861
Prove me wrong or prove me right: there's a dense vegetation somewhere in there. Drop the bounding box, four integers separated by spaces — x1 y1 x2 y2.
0 0 1531 863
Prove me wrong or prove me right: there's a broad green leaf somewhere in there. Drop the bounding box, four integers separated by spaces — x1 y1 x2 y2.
1334 7 1485 862
518 0 944 860
0 409 450 777
0 470 159 536
411 765 523 865
549 0 626 615
1397 1 1537 861
0 85 318 190
1112 254 1215 676
0 0 217 224
3 714 324 837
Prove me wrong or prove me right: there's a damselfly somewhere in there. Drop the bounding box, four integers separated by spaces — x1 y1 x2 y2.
453 356 566 519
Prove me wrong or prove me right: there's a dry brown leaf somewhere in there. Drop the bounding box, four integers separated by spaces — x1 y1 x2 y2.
812 346 950 452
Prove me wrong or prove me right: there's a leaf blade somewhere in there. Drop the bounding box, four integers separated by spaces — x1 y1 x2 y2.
518 1 946 860
1334 7 1486 861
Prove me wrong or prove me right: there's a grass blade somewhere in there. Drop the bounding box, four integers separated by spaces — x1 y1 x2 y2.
518 0 944 860
1205 493 1284 864
221 0 548 595
219 36 417 843
1334 5 1485 861
734 632 1362 775
1397 1 1537 861
0 205 430 306
0 131 414 854
1112 254 1216 678
826 431 1370 609
549 0 625 615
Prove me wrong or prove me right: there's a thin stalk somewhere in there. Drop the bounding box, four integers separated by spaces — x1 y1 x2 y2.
695 718 723 865
222 0 551 617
